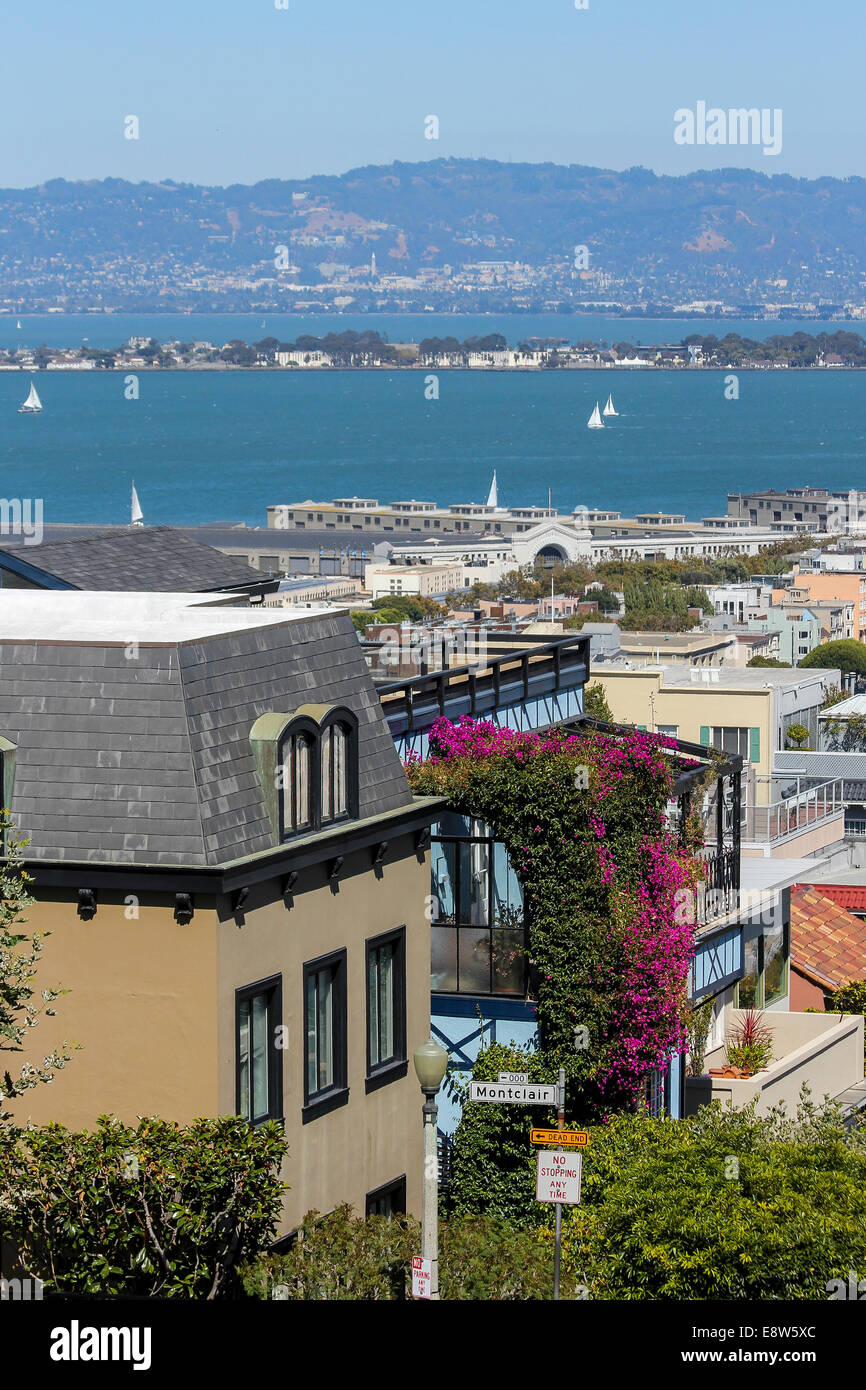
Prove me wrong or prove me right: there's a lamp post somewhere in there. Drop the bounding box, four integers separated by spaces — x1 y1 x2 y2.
413 1038 449 1300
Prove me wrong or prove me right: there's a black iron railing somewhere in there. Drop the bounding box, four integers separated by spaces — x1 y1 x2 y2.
378 633 590 738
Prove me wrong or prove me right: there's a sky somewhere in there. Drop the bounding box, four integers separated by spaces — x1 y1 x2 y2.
1 0 864 187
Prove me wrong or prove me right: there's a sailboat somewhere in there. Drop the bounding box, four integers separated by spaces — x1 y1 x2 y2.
486 470 499 509
587 402 604 429
16 320 22 330
131 482 144 526
18 380 42 414
602 394 618 417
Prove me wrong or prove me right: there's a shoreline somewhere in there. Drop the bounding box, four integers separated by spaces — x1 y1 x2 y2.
3 363 863 373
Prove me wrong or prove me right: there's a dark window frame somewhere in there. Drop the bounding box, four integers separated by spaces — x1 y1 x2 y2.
365 926 407 1091
235 973 283 1126
278 715 319 840
278 709 359 842
365 1175 407 1218
319 709 360 827
302 948 349 1121
431 820 527 997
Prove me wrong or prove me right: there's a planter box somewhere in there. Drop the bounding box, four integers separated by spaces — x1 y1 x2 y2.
685 1009 864 1117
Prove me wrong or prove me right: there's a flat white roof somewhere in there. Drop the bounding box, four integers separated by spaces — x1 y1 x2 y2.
0 591 334 643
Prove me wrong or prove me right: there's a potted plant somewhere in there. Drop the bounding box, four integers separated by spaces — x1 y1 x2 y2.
711 1009 774 1079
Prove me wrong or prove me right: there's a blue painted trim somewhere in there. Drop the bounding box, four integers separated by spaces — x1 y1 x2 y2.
0 554 75 589
432 992 536 1022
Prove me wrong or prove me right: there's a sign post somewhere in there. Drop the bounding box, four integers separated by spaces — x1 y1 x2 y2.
554 1068 564 1300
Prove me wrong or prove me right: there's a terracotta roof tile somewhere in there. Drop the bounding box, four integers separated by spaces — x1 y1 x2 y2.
790 884 866 992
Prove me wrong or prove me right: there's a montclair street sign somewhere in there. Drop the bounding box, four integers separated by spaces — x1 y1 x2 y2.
468 1080 557 1105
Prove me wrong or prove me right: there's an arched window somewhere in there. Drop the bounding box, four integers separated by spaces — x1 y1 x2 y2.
321 720 351 822
279 723 316 837
271 708 358 842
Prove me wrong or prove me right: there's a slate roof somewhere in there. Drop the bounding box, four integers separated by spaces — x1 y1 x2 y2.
0 527 267 593
790 884 866 991
0 601 414 867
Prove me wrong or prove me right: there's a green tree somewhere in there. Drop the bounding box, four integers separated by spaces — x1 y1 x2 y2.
0 1115 287 1298
785 722 810 749
747 656 790 668
800 640 866 675
584 682 614 723
0 814 75 1126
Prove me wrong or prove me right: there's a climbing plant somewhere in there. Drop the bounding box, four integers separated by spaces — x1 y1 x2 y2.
407 717 703 1117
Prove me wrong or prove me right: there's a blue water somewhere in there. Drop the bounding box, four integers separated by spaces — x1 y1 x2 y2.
2 361 864 528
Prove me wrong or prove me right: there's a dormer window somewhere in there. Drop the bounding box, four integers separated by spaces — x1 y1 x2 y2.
281 726 314 834
321 719 351 823
253 706 359 845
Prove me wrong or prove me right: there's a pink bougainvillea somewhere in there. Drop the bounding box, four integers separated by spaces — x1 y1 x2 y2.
406 715 701 1115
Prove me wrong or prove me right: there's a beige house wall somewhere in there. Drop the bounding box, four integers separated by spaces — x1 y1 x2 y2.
10 889 220 1130
216 838 430 1232
11 836 430 1237
591 670 773 790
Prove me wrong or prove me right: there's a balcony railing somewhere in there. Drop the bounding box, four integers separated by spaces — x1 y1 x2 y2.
378 633 590 739
741 778 844 843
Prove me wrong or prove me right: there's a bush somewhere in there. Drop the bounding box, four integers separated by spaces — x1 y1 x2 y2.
826 979 866 1067
568 1096 866 1300
240 1202 578 1300
0 1115 287 1299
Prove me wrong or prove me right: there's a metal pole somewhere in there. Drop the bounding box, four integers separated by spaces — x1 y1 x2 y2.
422 1092 440 1299
553 1066 565 1301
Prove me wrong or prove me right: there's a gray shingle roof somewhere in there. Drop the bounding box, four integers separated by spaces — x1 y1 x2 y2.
2 609 414 867
0 527 266 592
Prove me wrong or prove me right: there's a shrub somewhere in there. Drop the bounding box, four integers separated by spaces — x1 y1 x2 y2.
567 1095 866 1300
0 1115 287 1299
240 1203 578 1300
725 1009 774 1074
826 979 866 1067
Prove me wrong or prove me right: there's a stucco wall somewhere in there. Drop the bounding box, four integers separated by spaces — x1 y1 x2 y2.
216 836 430 1232
10 888 220 1129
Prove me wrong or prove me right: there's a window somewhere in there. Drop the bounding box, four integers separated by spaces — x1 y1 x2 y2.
365 1176 406 1218
431 814 525 996
236 976 283 1125
280 726 314 834
321 721 351 822
708 727 757 761
736 906 790 1009
274 710 358 841
303 950 347 1117
366 927 407 1086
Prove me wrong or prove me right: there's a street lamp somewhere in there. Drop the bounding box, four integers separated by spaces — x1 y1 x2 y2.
413 1038 449 1300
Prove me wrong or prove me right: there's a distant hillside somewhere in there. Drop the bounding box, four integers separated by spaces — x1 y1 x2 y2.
2 160 866 312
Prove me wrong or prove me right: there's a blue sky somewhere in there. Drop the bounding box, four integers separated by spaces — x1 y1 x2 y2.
2 0 863 187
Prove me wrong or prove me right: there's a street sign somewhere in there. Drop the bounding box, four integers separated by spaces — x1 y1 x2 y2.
411 1256 432 1300
469 1081 557 1105
498 1072 528 1084
536 1150 582 1206
530 1128 588 1148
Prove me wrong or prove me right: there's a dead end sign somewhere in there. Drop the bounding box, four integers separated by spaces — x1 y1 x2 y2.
536 1149 582 1205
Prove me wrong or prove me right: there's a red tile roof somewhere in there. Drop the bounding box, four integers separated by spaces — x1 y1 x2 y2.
790 884 866 992
802 883 866 914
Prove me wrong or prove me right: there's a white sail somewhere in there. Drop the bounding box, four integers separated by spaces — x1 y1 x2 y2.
131 483 144 525
587 402 604 429
486 470 499 508
18 380 42 413
603 394 618 416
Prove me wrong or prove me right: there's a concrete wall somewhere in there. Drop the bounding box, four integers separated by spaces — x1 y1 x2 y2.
685 1009 864 1117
